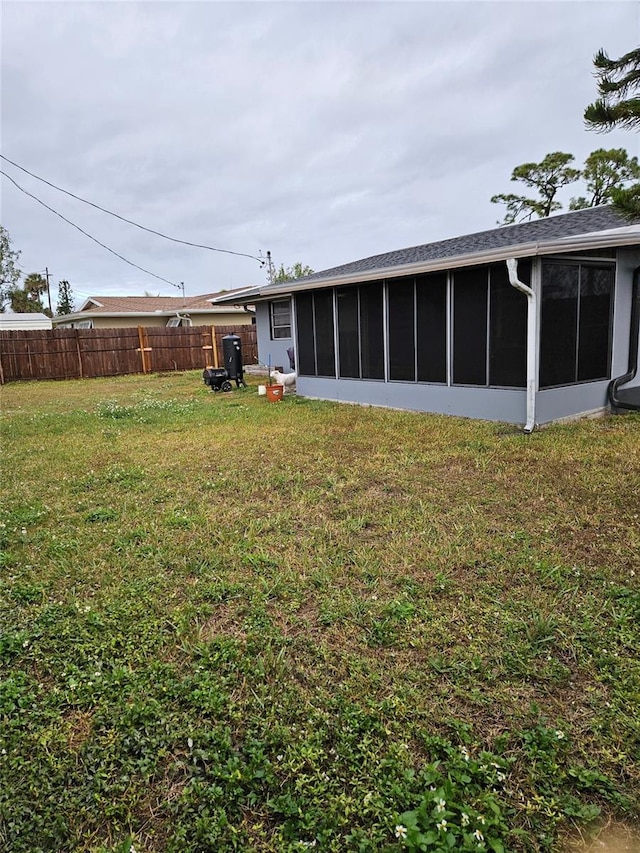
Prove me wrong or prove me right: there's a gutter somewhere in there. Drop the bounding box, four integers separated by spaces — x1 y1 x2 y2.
506 258 537 433
608 264 640 411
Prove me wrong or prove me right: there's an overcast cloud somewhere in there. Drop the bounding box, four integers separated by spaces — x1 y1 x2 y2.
1 1 638 308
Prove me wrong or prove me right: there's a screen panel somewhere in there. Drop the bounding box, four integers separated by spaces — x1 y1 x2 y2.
453 268 488 386
296 292 316 376
360 282 385 379
388 277 416 381
313 289 336 377
337 288 360 378
540 263 579 388
577 265 612 381
416 272 447 383
489 261 528 387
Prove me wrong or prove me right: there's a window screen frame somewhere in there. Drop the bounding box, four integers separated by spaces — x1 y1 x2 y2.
269 298 292 340
539 259 615 390
294 289 336 378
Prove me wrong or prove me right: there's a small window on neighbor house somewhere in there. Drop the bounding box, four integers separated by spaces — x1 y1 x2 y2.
270 299 292 339
75 320 94 329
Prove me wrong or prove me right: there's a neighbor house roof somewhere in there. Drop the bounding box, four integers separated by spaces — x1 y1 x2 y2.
54 290 254 324
78 291 250 313
214 206 640 303
0 312 53 330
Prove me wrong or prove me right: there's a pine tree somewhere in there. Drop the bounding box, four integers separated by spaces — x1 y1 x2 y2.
491 152 581 224
584 47 640 132
584 47 640 219
56 280 75 315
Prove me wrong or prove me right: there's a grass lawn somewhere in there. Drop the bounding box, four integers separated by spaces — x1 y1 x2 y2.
1 372 638 853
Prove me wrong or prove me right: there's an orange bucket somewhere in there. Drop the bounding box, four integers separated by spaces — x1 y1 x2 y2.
266 383 284 402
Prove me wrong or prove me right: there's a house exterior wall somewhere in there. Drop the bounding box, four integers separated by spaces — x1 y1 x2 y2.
296 376 527 423
253 245 638 427
255 301 293 370
611 246 640 390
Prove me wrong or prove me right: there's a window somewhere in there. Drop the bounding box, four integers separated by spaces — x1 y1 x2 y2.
295 289 335 377
166 316 192 327
269 299 292 339
75 319 94 329
540 262 613 388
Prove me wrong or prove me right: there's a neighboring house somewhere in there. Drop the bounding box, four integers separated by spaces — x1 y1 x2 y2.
214 206 640 429
0 312 53 331
52 292 255 329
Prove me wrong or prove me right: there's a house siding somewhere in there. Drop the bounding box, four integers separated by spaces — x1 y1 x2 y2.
297 376 528 423
611 246 640 391
255 301 293 370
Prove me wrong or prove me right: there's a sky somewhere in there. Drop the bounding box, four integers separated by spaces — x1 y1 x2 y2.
1 1 639 311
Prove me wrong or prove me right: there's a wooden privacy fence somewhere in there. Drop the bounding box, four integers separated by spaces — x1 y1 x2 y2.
0 324 258 384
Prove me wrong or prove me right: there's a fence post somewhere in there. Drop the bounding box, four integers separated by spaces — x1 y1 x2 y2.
137 325 151 373
212 327 219 369
75 329 84 379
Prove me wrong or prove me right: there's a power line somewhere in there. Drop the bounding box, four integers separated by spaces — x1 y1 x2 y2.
1 170 182 289
0 154 264 265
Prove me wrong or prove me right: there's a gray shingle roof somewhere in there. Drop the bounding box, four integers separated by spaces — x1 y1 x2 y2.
288 206 635 286
211 205 638 306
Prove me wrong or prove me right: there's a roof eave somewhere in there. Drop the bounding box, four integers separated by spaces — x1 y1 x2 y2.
53 307 252 322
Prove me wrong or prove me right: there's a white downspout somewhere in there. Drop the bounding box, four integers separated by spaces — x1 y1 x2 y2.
506 258 537 433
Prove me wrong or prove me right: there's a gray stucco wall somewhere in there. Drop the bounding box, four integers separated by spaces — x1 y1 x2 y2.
255 301 293 371
611 247 640 390
297 377 528 424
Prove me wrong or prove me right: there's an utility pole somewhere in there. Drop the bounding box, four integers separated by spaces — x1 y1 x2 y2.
45 267 52 315
180 281 186 305
266 251 276 285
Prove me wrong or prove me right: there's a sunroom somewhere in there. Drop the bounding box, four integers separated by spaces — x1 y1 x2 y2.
215 207 640 428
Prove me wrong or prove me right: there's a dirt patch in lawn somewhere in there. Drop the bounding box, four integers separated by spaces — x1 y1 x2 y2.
565 821 640 852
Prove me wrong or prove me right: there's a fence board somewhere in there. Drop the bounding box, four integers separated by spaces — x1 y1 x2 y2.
0 324 257 384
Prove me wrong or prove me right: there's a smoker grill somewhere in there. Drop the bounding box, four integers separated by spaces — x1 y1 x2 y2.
202 367 233 392
202 334 246 392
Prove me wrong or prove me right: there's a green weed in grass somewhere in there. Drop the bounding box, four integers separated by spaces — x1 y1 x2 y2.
0 373 638 852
